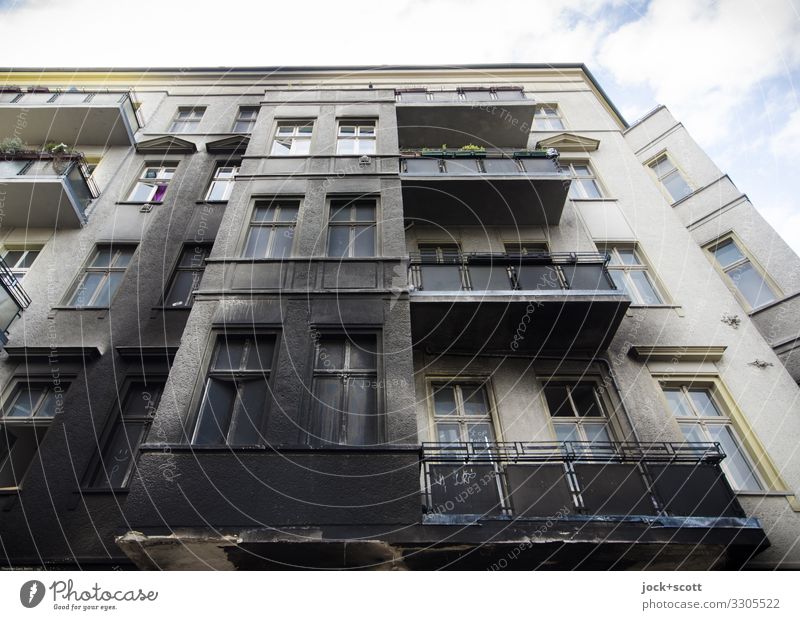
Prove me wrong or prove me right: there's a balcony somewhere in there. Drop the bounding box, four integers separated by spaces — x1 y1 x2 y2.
0 89 141 146
395 87 536 149
400 152 569 226
408 252 630 354
0 256 30 345
0 152 97 229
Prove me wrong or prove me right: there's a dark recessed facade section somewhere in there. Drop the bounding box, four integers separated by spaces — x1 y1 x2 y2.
400 156 569 226
124 448 421 528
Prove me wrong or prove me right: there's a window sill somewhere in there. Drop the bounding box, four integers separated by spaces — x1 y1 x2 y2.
194 200 228 205
0 487 21 495
569 197 617 202
747 290 800 316
151 305 192 312
50 305 109 311
114 201 163 206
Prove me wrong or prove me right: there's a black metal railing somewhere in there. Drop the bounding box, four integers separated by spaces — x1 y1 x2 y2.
408 251 617 293
0 256 31 343
422 441 746 520
395 86 527 103
400 154 561 176
0 151 98 205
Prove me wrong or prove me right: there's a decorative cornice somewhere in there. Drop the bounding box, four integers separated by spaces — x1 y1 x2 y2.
536 132 600 152
135 135 197 155
115 346 179 362
205 135 249 155
628 345 727 363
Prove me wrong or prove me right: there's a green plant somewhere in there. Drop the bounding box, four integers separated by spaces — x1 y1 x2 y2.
0 136 25 153
459 143 485 152
44 142 71 155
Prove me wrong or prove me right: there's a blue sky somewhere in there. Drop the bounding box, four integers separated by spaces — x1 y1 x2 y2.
1 0 798 254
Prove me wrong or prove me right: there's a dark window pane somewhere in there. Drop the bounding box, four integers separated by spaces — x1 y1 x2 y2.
268 227 294 258
345 378 378 445
352 225 375 257
276 205 299 222
348 336 377 369
94 420 145 488
311 377 343 444
420 264 462 290
544 385 572 417
164 271 197 307
252 205 276 222
193 379 236 445
229 381 267 445
433 386 457 417
327 226 350 257
329 204 351 222
462 385 489 417
571 385 602 417
243 227 271 258
122 382 164 418
244 337 276 370
213 338 245 370
316 339 345 369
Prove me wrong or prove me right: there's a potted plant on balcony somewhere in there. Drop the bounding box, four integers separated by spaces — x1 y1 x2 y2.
512 149 551 158
0 137 25 155
421 144 453 158
454 144 486 158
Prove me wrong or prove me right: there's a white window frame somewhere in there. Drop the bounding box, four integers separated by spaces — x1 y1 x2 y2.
533 104 565 130
336 120 377 155
231 106 259 133
562 161 604 199
270 121 314 156
66 245 136 308
1 248 41 281
648 153 692 202
169 107 205 133
241 199 299 259
704 234 780 310
427 380 501 447
126 164 177 203
661 384 765 492
204 163 239 201
602 244 666 306
542 380 617 448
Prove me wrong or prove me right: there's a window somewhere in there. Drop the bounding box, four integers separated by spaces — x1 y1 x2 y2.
242 199 299 259
336 120 376 155
163 245 211 308
603 245 664 305
205 163 239 201
662 385 763 491
418 243 461 262
649 154 692 202
563 162 603 199
431 382 496 446
706 237 777 309
126 164 176 203
88 380 165 488
543 382 613 449
0 381 69 489
309 335 379 446
533 105 565 130
232 106 259 133
67 245 135 308
327 198 376 258
2 249 40 281
169 107 205 133
503 242 548 256
270 121 313 155
192 334 276 445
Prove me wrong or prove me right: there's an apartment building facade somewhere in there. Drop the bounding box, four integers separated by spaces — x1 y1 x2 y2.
0 65 798 570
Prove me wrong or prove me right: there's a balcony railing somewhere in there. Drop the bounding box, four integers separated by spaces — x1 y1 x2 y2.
409 252 616 293
422 441 747 521
0 152 97 228
401 153 562 177
0 256 30 345
395 86 528 102
0 88 142 146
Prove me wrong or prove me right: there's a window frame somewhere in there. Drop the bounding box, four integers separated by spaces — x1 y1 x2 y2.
1 247 42 281
168 106 205 133
540 379 619 448
270 120 315 156
424 377 502 444
326 197 378 258
562 160 604 199
533 104 565 130
204 162 240 202
162 243 212 308
600 243 668 306
658 380 770 492
126 163 178 204
703 233 781 311
85 376 166 489
65 244 137 309
647 152 693 203
231 106 259 133
189 332 279 446
240 198 300 259
0 378 71 490
336 119 377 155
307 331 383 447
